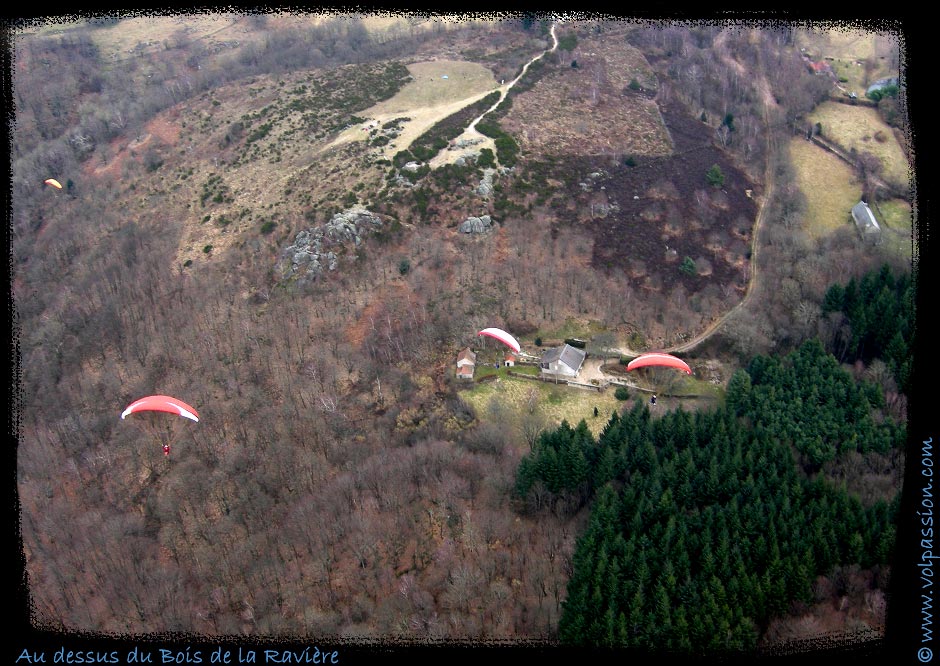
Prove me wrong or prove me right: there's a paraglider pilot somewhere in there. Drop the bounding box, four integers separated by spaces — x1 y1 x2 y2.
163 443 171 457
650 395 657 406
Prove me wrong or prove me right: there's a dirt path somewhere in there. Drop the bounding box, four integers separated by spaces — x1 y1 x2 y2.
318 21 563 173
595 29 777 365
429 21 560 169
320 25 561 171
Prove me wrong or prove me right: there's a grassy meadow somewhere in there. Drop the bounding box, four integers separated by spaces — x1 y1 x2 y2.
808 102 909 188
875 198 915 263
788 137 861 239
460 370 625 437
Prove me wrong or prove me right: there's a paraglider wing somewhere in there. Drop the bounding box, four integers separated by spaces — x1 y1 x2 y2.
121 395 200 422
626 352 692 375
44 178 63 189
478 327 521 353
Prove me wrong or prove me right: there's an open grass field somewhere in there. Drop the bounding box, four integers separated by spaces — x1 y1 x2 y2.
789 138 913 264
461 371 624 437
788 137 861 239
807 103 909 188
875 198 915 263
460 364 722 438
384 60 500 110
877 198 913 233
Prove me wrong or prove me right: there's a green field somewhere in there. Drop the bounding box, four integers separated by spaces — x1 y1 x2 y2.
789 137 913 264
875 198 914 263
461 372 623 437
461 367 721 438
788 137 862 239
808 102 909 188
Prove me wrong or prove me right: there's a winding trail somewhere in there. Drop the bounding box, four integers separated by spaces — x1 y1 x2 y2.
429 21 560 168
644 29 777 359
323 23 777 367
608 27 779 361
666 29 778 354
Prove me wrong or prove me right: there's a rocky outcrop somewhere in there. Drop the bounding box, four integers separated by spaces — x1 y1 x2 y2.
459 214 493 234
277 207 383 283
454 153 480 167
476 168 497 197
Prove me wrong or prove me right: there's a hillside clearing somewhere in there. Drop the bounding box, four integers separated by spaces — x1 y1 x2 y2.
808 102 909 188
500 33 673 157
788 137 861 239
461 373 623 437
325 60 503 161
793 26 898 96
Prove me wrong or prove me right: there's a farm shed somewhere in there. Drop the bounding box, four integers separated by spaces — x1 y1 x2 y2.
457 365 475 381
539 344 586 379
851 201 881 243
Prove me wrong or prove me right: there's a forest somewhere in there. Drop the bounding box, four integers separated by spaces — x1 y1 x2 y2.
8 12 918 658
515 332 904 653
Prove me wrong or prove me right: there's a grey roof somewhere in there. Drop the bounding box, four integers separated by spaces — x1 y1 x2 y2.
541 344 586 371
457 347 477 364
851 201 880 231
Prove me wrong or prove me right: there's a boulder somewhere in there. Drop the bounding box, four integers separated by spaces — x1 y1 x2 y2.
459 215 493 234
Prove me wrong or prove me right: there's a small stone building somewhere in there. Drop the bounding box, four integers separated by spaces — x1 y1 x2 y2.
851 201 882 244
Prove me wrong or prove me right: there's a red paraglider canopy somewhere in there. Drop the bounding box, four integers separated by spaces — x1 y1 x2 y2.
121 395 200 422
626 352 692 375
478 327 521 353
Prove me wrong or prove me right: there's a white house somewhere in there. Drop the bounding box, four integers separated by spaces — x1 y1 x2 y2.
456 347 477 368
456 347 476 380
539 344 586 379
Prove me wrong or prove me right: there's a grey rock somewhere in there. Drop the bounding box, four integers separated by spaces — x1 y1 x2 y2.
459 215 493 234
277 206 383 282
